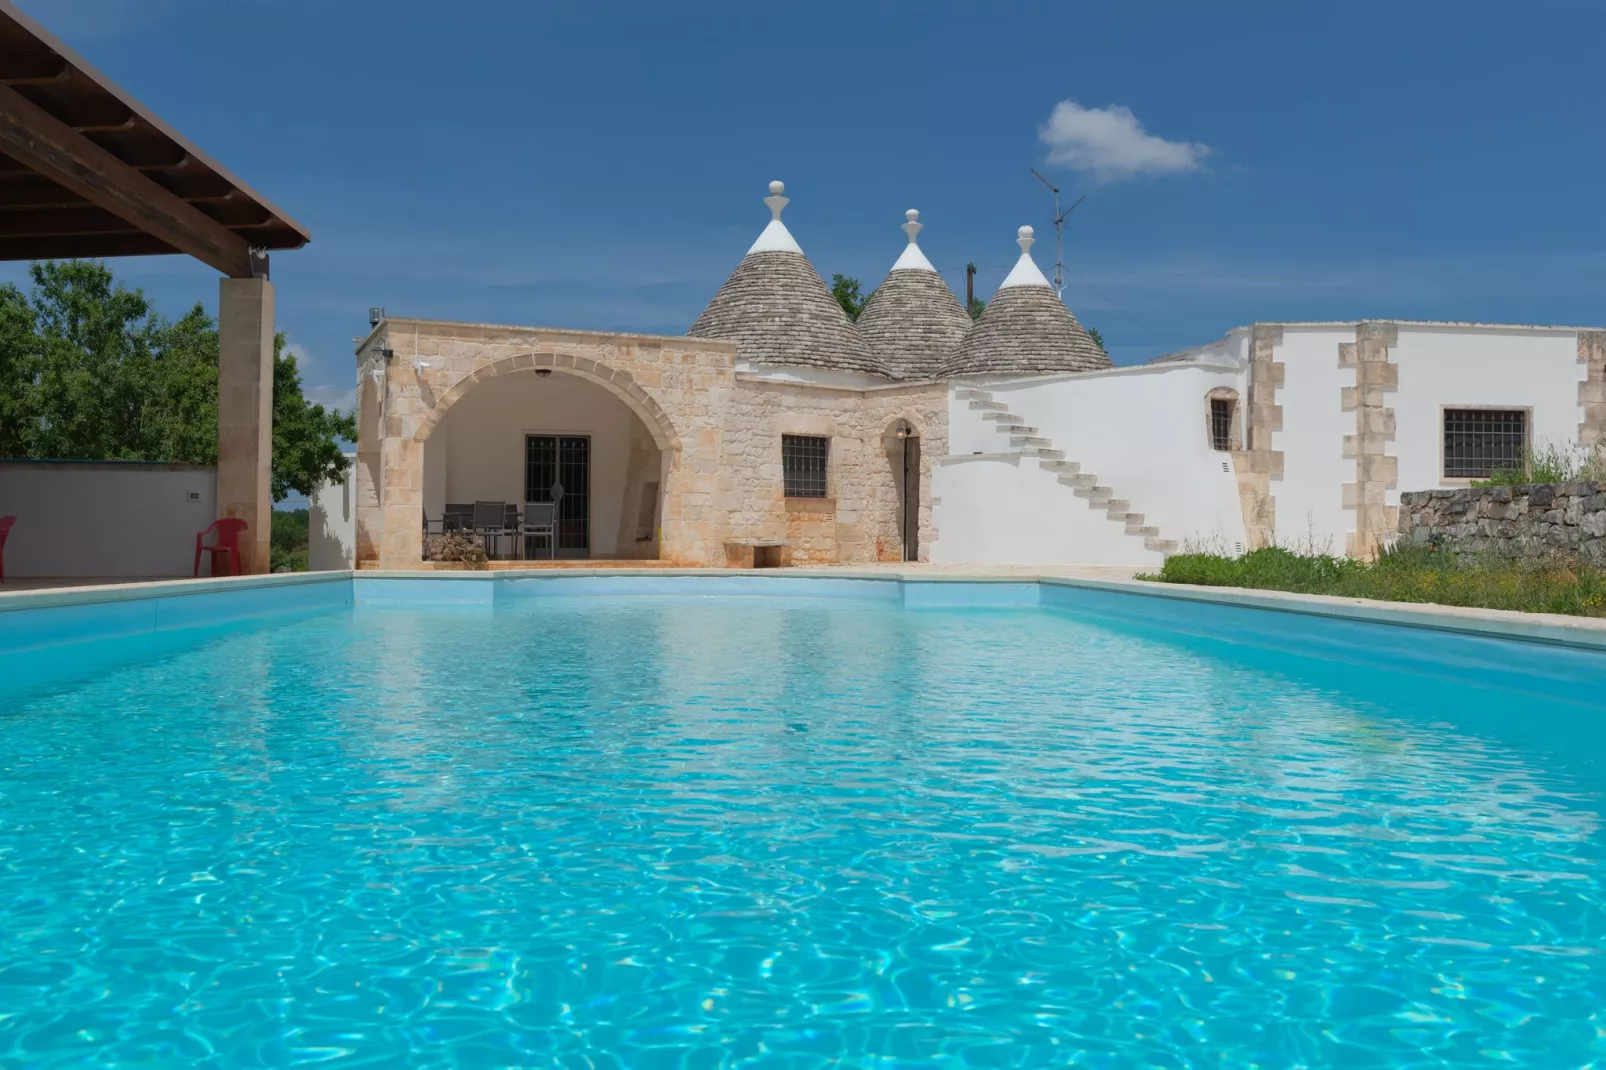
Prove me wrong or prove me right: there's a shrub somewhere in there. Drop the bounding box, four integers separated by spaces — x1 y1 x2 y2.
1477 441 1606 486
1143 543 1606 616
424 533 489 567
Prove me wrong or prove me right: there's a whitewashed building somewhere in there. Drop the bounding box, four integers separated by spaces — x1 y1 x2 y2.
349 181 1605 569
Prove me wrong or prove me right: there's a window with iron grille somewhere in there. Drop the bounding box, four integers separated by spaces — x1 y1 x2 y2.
1443 409 1526 479
782 434 829 498
1209 398 1234 452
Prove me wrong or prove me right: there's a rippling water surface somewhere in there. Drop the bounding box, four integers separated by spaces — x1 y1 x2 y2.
1 595 1604 1067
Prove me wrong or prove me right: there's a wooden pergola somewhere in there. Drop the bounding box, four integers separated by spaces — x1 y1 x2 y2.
0 0 310 573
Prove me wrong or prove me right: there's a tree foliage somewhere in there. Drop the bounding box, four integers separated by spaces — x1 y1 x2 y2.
1085 325 1105 351
0 260 353 500
830 273 868 321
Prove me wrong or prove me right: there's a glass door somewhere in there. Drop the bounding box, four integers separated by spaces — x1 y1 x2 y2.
524 435 590 557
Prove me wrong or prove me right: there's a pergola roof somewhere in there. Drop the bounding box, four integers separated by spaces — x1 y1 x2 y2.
0 0 307 277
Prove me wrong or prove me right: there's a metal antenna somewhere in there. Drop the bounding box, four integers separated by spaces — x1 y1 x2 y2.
1031 168 1084 298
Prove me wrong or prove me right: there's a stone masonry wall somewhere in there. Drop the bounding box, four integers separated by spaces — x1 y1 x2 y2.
355 319 947 568
1399 483 1606 561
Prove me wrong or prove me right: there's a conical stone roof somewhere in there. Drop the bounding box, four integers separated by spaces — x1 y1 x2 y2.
689 182 885 377
940 226 1110 379
857 210 971 380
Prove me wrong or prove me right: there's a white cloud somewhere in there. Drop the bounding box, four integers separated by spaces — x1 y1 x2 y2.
1039 100 1212 183
284 341 355 413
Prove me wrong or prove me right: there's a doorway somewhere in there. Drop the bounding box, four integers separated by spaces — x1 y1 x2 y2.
900 434 920 561
525 434 590 557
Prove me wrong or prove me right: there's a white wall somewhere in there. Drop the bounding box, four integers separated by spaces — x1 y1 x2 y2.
1270 327 1354 553
1391 326 1583 496
0 462 216 578
945 363 1249 557
1270 324 1587 555
937 321 1594 566
424 372 639 556
931 454 1165 566
309 454 356 571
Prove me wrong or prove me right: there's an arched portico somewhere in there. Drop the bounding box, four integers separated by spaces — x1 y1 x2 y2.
415 350 683 454
357 321 734 569
418 363 675 561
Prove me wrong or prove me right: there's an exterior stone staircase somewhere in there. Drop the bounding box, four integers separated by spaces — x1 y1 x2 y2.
956 387 1179 556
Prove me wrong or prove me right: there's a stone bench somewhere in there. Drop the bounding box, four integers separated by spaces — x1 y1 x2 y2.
724 540 791 569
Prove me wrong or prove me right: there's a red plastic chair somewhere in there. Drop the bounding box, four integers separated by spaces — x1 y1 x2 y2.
0 515 14 582
194 518 248 577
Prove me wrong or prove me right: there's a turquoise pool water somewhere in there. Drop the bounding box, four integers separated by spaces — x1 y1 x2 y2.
1 589 1603 1067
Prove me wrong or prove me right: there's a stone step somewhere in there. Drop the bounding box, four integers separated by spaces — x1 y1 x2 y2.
1059 473 1098 489
1145 538 1179 554
1004 425 1037 435
1041 460 1081 475
1120 512 1144 528
1025 447 1065 460
969 400 1007 411
980 411 1021 422
954 388 992 401
1076 485 1114 503
1009 435 1053 448
1102 499 1131 519
1127 523 1160 538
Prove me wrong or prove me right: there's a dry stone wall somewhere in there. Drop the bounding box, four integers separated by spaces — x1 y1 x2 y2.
1398 483 1606 561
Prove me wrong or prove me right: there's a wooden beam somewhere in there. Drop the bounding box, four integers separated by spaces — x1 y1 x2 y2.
0 56 69 86
0 232 176 259
0 83 252 276
73 115 136 134
0 204 146 236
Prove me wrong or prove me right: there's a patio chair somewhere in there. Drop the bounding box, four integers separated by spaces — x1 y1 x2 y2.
0 515 13 582
472 500 507 558
194 517 248 577
443 503 474 533
521 501 557 560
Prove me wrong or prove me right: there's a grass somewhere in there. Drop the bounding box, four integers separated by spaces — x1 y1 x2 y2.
1475 441 1606 487
1141 544 1606 617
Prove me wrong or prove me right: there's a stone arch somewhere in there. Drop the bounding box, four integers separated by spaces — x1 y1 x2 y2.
413 350 683 453
878 413 927 563
879 411 929 444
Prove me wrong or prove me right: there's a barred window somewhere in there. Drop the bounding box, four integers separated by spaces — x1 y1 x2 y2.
1209 398 1234 452
1443 409 1525 479
782 434 829 498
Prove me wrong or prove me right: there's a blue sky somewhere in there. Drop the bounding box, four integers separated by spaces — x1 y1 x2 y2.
8 0 1606 413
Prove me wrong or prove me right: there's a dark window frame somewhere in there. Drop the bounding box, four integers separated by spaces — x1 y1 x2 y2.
1209 397 1234 452
781 434 830 498
1442 408 1527 479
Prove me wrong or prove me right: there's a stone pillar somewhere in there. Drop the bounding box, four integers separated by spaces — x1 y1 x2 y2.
1235 323 1284 549
1580 331 1606 447
1341 322 1399 559
216 278 274 574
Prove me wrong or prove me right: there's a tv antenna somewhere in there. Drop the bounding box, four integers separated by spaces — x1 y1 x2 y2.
1030 168 1084 298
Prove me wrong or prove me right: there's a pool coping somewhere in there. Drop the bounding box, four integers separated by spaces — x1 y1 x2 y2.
3 567 1605 653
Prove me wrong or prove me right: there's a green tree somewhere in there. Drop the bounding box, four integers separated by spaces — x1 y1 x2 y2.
967 296 985 321
1085 325 1105 351
0 260 354 500
830 273 868 321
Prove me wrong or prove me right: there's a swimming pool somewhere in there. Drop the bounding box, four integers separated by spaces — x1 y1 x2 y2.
1 576 1602 1066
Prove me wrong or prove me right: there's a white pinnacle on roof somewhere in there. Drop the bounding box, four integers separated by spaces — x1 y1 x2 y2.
890 208 936 272
996 225 1053 289
745 180 804 255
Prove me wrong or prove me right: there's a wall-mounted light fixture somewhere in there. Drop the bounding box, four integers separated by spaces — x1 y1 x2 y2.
895 420 911 439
